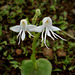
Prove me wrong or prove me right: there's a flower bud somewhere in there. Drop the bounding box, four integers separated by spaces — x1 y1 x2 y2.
35 9 41 16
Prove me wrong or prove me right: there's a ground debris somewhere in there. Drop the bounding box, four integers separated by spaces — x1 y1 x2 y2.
43 47 54 59
56 49 66 57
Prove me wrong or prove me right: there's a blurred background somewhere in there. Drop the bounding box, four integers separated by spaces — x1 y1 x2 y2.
0 0 75 75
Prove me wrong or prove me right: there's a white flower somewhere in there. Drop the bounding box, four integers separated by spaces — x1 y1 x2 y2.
34 17 66 48
10 19 37 44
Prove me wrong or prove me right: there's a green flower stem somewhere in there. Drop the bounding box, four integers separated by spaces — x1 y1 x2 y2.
32 9 41 25
32 15 37 25
31 9 41 70
31 33 40 70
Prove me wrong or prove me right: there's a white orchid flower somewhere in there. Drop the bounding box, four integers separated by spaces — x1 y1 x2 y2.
10 19 37 44
34 17 66 48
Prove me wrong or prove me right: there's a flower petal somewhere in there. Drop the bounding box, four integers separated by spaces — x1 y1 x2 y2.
33 25 43 32
44 32 49 48
27 25 37 32
43 17 52 25
26 30 34 37
10 25 20 32
18 35 21 45
17 29 22 39
54 33 67 41
46 27 55 40
17 30 22 44
20 19 27 29
49 28 58 39
51 26 61 31
21 31 25 41
41 29 44 42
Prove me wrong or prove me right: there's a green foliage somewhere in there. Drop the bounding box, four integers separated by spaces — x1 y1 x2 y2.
59 23 68 30
62 55 73 66
9 37 16 45
14 0 25 5
50 5 56 11
0 10 9 16
10 61 20 69
68 42 75 50
3 51 8 56
0 16 2 21
9 19 16 24
0 46 3 51
50 0 57 11
53 40 64 51
7 54 14 60
22 47 28 56
0 25 2 36
46 40 51 47
21 58 52 75
30 0 34 5
69 66 75 71
52 15 57 21
0 41 7 45
53 69 62 71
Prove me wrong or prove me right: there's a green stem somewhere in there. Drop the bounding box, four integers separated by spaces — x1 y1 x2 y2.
31 33 40 70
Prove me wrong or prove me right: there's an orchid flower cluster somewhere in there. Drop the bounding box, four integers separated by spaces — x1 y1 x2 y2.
10 17 66 48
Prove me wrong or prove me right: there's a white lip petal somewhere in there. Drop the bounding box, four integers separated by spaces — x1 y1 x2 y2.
21 31 25 41
46 27 55 40
10 25 20 32
33 25 43 32
27 25 37 32
51 26 61 31
49 28 58 39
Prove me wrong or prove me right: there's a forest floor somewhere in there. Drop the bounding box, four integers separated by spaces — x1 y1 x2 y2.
0 0 75 75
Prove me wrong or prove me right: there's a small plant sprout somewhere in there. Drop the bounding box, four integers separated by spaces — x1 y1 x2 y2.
10 19 37 44
34 17 66 48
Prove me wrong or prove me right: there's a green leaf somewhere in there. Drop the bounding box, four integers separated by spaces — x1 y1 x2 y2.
21 58 52 75
53 69 62 71
50 5 56 11
0 46 3 51
10 61 19 69
3 51 8 56
68 66 75 71
10 61 19 64
7 55 14 60
0 25 2 36
0 41 7 45
9 37 16 45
